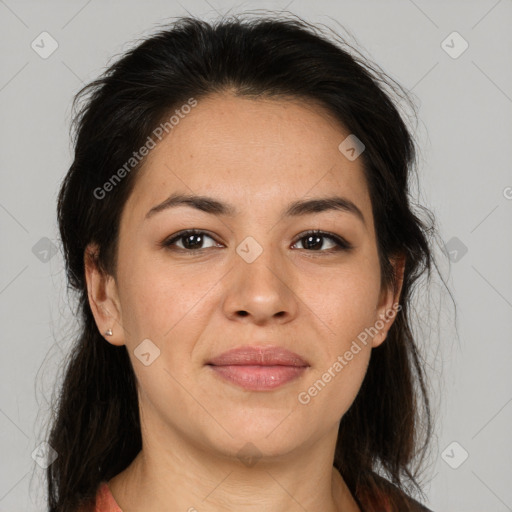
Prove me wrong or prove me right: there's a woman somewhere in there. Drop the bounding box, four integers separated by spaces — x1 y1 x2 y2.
47 12 438 512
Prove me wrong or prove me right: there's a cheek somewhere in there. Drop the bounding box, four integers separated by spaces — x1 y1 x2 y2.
297 339 371 425
313 262 382 341
302 260 381 418
117 254 217 346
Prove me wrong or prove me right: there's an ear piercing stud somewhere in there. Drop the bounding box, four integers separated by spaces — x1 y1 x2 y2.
104 328 113 336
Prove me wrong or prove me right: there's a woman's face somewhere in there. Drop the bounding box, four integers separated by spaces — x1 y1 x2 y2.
87 92 402 461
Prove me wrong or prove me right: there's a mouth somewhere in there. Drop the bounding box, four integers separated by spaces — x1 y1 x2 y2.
206 346 309 391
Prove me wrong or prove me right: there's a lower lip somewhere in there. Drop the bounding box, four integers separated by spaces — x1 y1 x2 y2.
208 365 308 391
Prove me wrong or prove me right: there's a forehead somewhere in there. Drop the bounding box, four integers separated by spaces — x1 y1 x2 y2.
123 92 373 225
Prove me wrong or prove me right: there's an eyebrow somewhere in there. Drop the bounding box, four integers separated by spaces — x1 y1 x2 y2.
144 192 366 226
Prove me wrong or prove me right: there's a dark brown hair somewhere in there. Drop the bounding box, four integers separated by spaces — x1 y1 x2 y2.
46 12 441 511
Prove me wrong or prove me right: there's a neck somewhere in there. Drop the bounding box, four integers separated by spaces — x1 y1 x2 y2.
108 424 360 511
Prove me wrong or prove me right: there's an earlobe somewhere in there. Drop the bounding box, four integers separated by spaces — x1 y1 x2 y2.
84 243 125 346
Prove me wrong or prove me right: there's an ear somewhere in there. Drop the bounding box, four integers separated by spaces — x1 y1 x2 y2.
84 242 125 346
372 254 405 348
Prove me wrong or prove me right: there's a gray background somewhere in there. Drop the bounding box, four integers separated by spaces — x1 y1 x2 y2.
1 0 511 510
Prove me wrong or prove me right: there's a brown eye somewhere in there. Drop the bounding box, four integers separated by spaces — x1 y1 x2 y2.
292 230 352 252
161 229 352 254
162 230 220 251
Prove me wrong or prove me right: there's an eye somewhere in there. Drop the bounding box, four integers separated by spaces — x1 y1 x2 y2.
161 229 353 254
161 229 220 251
291 230 353 253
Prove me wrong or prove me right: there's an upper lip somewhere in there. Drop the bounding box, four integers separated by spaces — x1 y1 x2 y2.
207 346 309 367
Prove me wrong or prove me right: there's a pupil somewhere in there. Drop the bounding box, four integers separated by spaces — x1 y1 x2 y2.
184 234 202 249
305 235 322 250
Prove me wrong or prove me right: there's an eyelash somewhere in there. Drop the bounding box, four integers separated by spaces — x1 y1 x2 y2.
160 229 353 254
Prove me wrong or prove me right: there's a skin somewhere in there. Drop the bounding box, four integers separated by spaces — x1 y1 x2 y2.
85 92 404 512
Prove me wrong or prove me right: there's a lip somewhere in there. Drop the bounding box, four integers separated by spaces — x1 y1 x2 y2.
206 346 309 391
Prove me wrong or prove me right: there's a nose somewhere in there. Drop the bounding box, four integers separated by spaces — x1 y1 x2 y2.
222 244 299 326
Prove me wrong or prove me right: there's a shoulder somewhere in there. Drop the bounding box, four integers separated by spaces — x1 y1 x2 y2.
359 472 434 512
377 492 433 512
89 481 123 512
404 493 434 512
